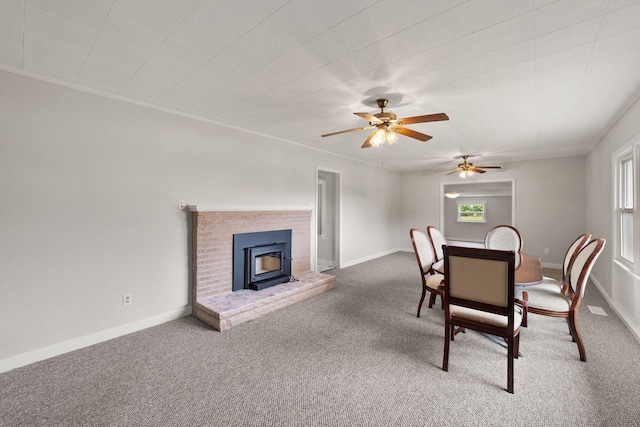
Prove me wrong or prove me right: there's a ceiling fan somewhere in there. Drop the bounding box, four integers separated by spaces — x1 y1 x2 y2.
321 98 449 148
437 155 502 178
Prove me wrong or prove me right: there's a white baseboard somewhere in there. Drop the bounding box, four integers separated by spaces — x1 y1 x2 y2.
590 276 640 345
0 305 192 374
341 248 403 268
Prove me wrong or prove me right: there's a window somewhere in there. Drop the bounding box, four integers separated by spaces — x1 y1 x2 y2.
619 152 634 263
457 202 486 222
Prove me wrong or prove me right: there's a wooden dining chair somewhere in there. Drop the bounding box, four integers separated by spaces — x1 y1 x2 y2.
484 225 523 253
518 238 605 362
554 233 592 294
410 228 445 316
442 245 522 394
426 225 447 272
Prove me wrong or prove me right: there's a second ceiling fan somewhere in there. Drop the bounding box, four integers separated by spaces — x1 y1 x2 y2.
321 98 449 148
437 155 502 178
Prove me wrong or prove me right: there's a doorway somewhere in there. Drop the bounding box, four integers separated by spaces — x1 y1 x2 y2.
440 179 515 244
316 169 341 272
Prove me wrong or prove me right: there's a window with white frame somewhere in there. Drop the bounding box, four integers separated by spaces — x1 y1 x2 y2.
457 201 486 222
618 151 634 264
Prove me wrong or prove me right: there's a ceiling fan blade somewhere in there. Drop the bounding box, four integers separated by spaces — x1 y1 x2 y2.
445 170 458 175
361 130 376 148
397 113 449 125
474 166 502 169
354 112 381 123
321 126 372 137
393 126 433 142
432 168 455 173
470 167 487 174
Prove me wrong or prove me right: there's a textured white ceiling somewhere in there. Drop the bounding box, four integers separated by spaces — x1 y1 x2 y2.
1 0 640 171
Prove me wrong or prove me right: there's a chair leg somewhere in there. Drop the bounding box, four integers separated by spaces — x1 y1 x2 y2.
513 332 520 359
507 335 514 394
428 292 437 309
568 311 587 362
519 292 528 327
417 286 427 317
443 318 450 372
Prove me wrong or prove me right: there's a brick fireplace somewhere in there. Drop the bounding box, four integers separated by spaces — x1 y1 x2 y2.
190 207 335 331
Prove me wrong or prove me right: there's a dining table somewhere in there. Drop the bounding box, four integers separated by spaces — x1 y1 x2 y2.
432 251 543 286
514 253 543 286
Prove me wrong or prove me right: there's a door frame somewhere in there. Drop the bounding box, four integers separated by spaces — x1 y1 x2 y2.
315 167 342 271
439 178 516 237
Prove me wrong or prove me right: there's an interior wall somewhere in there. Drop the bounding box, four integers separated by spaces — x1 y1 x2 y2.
0 71 401 365
399 155 587 266
586 94 640 340
444 195 512 242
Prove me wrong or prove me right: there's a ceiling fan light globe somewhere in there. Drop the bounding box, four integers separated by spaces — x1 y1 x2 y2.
386 131 398 144
371 129 386 146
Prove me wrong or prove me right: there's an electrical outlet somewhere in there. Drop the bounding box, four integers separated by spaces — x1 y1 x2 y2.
123 294 132 306
544 248 550 255
178 200 187 210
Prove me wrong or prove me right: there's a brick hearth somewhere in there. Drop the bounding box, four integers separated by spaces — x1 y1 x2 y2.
190 208 335 331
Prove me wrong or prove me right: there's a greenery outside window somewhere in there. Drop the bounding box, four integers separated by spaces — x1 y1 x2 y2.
457 202 486 223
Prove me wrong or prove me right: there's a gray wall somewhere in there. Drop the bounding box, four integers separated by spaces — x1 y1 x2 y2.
586 94 640 340
444 196 512 242
399 155 587 265
0 71 402 365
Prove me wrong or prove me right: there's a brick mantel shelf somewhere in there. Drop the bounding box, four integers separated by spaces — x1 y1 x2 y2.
190 207 335 331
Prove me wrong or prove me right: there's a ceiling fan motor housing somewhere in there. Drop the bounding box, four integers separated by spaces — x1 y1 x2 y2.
373 112 397 123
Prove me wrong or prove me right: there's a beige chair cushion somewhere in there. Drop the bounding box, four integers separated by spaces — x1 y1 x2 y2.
540 276 563 289
516 286 571 312
425 273 444 290
451 304 523 328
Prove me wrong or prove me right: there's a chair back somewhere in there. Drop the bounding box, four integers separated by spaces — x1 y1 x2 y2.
568 238 606 301
562 233 591 282
427 226 447 262
410 228 436 275
484 225 523 253
444 246 515 318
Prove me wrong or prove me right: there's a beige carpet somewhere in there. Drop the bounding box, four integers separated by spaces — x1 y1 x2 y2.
1 252 638 426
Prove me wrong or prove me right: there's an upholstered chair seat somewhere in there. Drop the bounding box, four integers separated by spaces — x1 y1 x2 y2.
538 276 564 290
516 286 571 312
451 304 523 329
425 272 445 289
